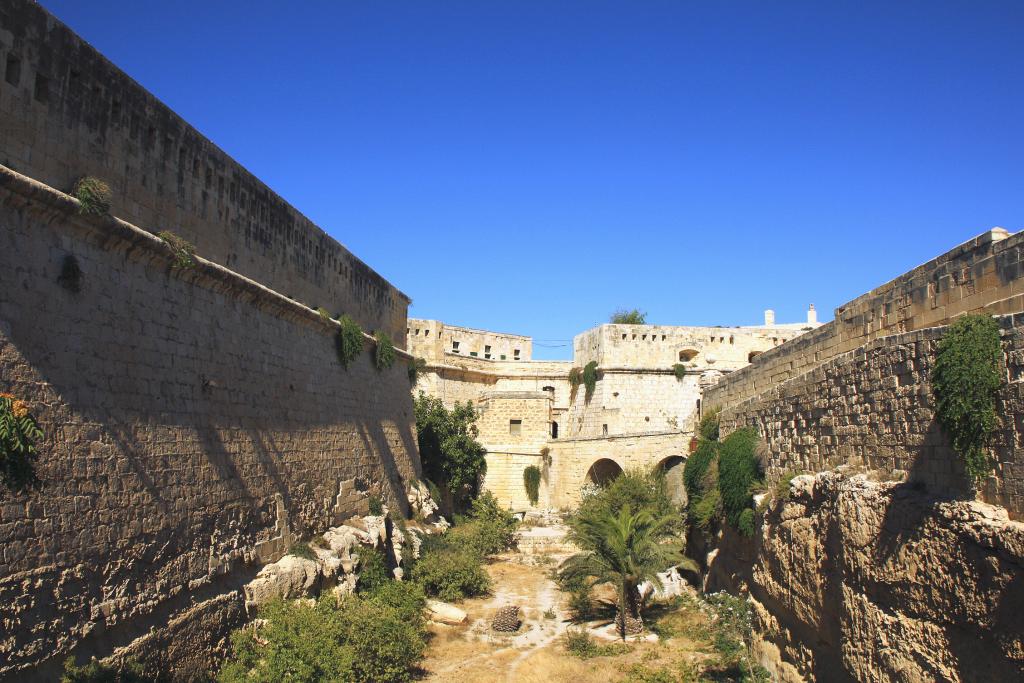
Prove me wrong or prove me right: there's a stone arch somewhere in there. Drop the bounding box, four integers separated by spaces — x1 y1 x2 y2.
585 458 623 487
656 455 688 506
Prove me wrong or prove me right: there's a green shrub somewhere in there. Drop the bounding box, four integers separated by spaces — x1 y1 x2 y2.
563 627 632 658
356 546 391 594
672 363 687 380
374 331 396 371
569 367 583 400
698 408 721 442
440 491 518 557
932 314 1003 485
335 315 364 368
316 306 331 322
156 230 196 269
717 428 762 529
408 356 427 385
583 361 599 401
411 548 491 601
684 439 718 502
218 595 425 683
691 480 721 531
62 657 148 683
773 469 802 503
0 393 42 490
610 308 647 325
288 542 317 561
523 465 541 506
363 579 426 629
72 176 112 215
737 508 755 537
574 468 682 535
368 494 384 516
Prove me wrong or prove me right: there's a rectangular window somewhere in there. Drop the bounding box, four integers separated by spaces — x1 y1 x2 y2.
513 349 521 360
500 354 506 360
470 351 478 357
510 419 522 436
602 424 609 436
452 340 460 353
484 344 491 359
5 54 20 87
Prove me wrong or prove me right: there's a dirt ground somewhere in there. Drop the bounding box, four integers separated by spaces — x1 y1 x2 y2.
419 554 711 683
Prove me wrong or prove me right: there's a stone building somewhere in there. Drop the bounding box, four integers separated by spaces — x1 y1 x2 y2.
407 311 821 509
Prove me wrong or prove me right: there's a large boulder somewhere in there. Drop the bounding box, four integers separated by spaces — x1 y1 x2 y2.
244 555 322 610
427 600 467 625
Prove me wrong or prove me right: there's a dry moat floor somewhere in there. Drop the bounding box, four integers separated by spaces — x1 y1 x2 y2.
420 550 750 683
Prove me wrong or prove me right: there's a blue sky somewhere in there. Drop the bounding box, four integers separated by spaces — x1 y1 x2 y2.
43 1 1023 358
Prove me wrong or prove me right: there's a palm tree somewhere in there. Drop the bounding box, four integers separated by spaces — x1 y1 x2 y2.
559 504 697 639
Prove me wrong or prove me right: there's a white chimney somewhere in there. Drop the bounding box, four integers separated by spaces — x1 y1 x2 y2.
764 309 775 326
807 304 817 325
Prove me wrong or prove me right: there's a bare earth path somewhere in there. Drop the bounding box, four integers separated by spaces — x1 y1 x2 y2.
420 552 707 683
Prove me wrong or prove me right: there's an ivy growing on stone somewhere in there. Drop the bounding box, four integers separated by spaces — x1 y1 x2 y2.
583 361 599 402
0 393 43 490
717 428 762 533
335 315 365 368
932 314 1003 486
374 331 396 371
157 230 196 269
568 367 582 401
523 465 541 506
72 176 112 215
672 363 687 380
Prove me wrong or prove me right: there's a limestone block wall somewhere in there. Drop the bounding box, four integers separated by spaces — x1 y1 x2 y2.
706 228 1024 412
563 370 703 439
407 319 531 361
718 314 1024 517
574 323 812 371
0 167 420 679
0 0 409 344
476 392 553 451
481 451 548 510
546 431 690 509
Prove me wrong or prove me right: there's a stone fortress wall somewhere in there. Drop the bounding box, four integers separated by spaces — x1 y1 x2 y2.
0 0 409 343
0 2 420 679
708 229 1024 516
409 313 819 510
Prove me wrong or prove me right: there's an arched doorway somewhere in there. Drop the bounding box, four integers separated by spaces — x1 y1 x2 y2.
657 455 688 506
585 458 623 487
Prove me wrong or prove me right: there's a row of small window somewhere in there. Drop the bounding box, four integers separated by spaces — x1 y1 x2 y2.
452 341 520 360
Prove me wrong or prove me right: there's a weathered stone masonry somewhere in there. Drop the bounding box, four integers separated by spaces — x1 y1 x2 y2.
0 1 421 678
0 0 410 343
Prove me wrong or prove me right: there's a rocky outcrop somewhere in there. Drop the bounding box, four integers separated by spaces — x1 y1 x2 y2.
749 471 1024 683
427 600 467 625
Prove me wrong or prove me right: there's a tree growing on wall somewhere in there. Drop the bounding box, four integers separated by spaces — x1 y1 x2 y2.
0 393 42 490
610 309 647 325
413 393 487 510
932 314 1003 486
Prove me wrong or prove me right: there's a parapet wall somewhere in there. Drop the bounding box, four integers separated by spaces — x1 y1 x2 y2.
706 228 1024 411
719 315 1024 517
0 166 420 679
0 0 409 343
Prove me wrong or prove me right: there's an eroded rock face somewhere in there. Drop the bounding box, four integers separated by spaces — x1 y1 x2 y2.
751 471 1024 683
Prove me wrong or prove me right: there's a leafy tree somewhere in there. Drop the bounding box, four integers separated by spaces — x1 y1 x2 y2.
932 314 1003 485
0 393 42 490
574 468 682 534
413 393 487 509
610 308 647 325
560 505 695 639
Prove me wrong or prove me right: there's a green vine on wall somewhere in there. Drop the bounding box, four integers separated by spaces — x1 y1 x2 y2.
523 465 541 506
374 331 396 371
568 367 582 401
157 230 196 269
335 315 365 368
932 314 1003 486
582 361 598 402
72 176 112 215
0 393 43 490
672 363 687 380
